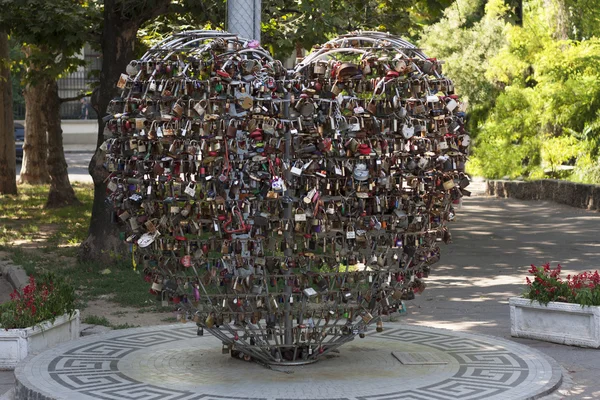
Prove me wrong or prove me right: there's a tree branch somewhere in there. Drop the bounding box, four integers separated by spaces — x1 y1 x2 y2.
132 0 172 27
60 91 93 103
277 8 302 14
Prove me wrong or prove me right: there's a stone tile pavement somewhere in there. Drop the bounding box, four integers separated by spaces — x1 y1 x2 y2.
12 323 562 400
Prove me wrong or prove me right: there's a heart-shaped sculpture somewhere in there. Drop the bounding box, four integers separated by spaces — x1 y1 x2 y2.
103 30 470 365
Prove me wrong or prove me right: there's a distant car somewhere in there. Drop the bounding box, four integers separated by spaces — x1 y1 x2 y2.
15 122 24 161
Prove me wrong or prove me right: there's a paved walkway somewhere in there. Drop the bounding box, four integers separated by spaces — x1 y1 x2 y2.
13 323 561 400
402 195 600 399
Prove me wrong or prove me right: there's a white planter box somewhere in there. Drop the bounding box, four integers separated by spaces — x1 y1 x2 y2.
0 309 80 369
510 297 600 348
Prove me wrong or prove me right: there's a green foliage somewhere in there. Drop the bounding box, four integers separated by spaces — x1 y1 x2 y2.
82 314 111 326
137 1 226 57
261 0 453 59
421 0 600 182
473 33 600 179
0 273 76 329
0 0 95 83
419 0 508 130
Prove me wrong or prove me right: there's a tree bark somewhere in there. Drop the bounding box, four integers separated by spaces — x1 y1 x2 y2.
44 80 80 208
0 30 17 195
80 0 149 262
19 77 50 185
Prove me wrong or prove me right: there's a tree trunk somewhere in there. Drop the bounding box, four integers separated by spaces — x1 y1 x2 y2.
79 0 172 263
19 78 50 184
79 1 138 262
0 30 17 195
44 80 80 208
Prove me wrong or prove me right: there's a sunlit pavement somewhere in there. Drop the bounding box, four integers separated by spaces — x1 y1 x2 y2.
403 195 600 398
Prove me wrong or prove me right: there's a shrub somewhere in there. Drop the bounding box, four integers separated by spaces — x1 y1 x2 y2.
0 273 76 329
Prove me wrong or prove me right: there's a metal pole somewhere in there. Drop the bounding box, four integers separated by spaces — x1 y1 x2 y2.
283 92 293 348
227 0 261 41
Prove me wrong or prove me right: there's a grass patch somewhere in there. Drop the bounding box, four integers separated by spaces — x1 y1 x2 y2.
0 183 93 247
61 260 155 308
112 323 140 330
82 315 140 330
82 315 111 327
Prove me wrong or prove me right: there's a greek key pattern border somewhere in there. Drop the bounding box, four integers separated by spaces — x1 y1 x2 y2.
19 325 557 400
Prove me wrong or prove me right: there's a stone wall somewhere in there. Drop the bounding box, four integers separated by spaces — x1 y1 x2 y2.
486 180 600 211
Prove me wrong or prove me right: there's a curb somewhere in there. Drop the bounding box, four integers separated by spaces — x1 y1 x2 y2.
63 150 95 154
486 179 600 211
0 388 14 400
0 260 28 292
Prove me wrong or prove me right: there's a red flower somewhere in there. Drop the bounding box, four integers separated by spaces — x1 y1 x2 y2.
529 265 538 274
543 263 550 272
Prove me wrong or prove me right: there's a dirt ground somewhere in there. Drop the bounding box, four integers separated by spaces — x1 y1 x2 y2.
81 297 175 327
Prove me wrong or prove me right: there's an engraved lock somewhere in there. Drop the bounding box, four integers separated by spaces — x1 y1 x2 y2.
346 226 356 240
348 117 361 132
353 163 369 182
326 202 336 215
181 182 195 198
290 161 304 177
402 123 415 139
126 60 139 76
172 101 184 117
194 100 207 117
443 178 456 190
151 277 163 292
313 61 327 75
294 207 307 222
303 187 317 204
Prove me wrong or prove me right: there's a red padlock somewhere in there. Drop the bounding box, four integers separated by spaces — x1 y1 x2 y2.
357 144 371 155
385 70 399 80
181 255 192 268
216 70 231 79
249 129 263 140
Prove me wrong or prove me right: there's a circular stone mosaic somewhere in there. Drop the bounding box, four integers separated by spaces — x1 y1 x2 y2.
15 324 561 400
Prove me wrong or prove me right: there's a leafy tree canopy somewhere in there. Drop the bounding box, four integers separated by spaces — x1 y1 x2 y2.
0 0 98 82
422 0 600 182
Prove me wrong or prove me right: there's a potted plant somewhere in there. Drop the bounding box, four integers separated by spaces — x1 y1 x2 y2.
510 263 600 348
0 273 80 369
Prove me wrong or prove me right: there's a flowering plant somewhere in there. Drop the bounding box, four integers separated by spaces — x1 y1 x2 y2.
524 263 600 306
0 273 76 330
